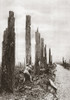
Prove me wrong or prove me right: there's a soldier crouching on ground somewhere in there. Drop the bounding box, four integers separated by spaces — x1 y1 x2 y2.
24 64 33 82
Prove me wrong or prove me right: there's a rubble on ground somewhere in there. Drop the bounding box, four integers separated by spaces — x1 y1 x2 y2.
12 64 57 100
0 64 58 100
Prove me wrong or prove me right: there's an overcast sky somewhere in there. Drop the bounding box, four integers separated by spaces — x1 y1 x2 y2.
0 0 70 64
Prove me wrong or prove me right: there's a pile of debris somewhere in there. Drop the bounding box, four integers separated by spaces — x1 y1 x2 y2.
0 64 58 100
13 64 58 100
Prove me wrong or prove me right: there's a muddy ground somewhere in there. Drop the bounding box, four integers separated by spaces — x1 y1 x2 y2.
0 64 58 100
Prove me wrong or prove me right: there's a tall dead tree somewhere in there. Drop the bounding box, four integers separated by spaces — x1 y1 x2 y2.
44 45 47 64
1 11 15 92
35 28 40 74
62 57 64 64
40 38 44 68
25 15 31 65
49 48 52 65
43 44 47 69
41 38 44 61
41 44 47 70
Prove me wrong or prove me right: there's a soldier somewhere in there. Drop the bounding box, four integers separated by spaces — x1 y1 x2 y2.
24 64 33 82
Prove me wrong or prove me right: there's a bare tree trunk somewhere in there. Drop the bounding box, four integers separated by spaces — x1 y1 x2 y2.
49 48 52 65
1 11 15 92
44 44 47 69
25 15 31 65
40 38 44 68
35 29 41 75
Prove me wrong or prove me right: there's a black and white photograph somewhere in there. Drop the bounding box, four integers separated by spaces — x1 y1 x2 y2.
0 0 70 99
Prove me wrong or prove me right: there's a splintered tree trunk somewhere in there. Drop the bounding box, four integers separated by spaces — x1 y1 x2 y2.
35 29 40 75
35 48 40 75
1 11 15 92
40 38 44 68
44 44 47 69
25 15 31 65
62 57 64 64
44 45 47 64
49 48 52 65
41 38 44 62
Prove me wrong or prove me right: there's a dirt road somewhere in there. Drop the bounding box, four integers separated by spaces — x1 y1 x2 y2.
55 64 70 100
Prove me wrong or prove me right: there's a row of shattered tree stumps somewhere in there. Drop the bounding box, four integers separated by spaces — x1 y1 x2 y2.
1 11 53 93
62 57 70 69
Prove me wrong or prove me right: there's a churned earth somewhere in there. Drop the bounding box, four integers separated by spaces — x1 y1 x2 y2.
0 74 57 100
0 65 57 100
